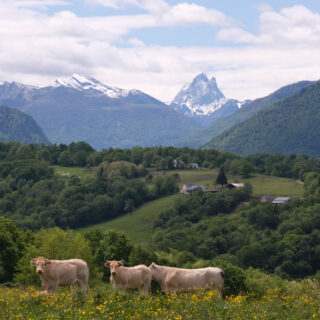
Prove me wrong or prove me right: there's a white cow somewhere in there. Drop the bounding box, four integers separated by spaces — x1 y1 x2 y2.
31 257 89 294
149 263 224 297
104 260 152 295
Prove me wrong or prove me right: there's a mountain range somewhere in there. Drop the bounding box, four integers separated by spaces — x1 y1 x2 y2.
0 75 201 149
0 73 319 155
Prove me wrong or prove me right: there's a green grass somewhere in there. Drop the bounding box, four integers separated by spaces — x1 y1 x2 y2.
167 169 303 197
52 166 96 180
1 280 320 320
81 195 181 244
242 175 304 198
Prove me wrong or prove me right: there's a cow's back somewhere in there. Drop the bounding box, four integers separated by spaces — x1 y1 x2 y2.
48 259 89 285
161 266 224 292
113 265 151 289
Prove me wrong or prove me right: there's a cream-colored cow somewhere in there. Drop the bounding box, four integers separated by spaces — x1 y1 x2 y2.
31 257 89 294
105 260 152 295
149 263 224 297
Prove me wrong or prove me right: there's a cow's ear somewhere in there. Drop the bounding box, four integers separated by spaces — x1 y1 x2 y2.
30 258 36 266
104 261 110 268
119 260 125 266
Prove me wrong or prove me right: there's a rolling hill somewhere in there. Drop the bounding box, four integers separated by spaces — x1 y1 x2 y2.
206 81 320 155
0 105 49 144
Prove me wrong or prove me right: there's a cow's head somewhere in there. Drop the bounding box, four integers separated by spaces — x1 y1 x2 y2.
31 257 51 275
104 260 124 276
149 262 158 270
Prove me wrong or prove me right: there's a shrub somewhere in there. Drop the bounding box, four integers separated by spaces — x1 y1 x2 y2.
213 259 247 296
15 228 94 285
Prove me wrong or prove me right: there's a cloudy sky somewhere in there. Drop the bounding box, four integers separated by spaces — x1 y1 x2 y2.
0 0 320 102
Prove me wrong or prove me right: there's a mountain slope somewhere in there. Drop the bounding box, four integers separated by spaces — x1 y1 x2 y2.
202 80 315 141
206 81 320 155
0 75 200 149
0 106 49 144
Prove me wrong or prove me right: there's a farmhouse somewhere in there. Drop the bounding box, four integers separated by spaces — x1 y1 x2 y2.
189 163 199 169
180 184 206 194
173 159 185 169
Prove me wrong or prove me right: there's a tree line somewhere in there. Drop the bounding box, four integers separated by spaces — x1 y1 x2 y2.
1 142 320 180
0 158 178 229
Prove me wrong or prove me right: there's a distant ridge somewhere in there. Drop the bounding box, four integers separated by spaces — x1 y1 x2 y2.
206 81 320 156
0 105 49 144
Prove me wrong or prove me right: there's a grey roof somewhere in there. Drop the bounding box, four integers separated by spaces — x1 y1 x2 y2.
272 197 291 204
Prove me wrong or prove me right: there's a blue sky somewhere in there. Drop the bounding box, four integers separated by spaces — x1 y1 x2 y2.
1 0 320 101
46 0 320 46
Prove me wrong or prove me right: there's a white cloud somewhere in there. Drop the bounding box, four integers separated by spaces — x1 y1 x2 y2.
0 2 319 103
219 5 320 47
6 0 71 8
88 0 170 14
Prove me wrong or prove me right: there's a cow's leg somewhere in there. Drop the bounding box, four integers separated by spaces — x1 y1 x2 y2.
47 282 57 294
141 283 150 296
162 283 172 294
78 280 88 295
39 279 49 294
217 285 224 299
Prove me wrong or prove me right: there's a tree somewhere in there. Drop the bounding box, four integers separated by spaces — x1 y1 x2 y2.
0 217 26 283
93 230 133 267
216 167 228 187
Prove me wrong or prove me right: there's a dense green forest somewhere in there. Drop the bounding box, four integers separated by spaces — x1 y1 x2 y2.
151 176 320 279
206 81 320 156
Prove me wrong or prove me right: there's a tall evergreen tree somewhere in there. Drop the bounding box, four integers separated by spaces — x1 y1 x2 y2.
216 167 228 187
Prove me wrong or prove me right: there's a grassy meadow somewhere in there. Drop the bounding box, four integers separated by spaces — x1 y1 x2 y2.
82 195 181 244
52 166 304 198
170 168 304 197
1 280 320 320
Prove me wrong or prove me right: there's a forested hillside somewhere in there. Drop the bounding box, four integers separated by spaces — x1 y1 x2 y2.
206 81 320 155
0 106 49 144
201 80 315 147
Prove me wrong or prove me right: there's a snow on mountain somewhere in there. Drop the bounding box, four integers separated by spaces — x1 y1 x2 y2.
172 73 240 117
54 74 138 99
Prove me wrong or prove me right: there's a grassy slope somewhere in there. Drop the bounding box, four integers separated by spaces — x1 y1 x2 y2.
243 175 304 198
80 168 303 244
81 195 180 244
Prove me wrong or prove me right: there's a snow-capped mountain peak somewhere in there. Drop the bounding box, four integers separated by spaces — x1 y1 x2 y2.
171 73 230 116
54 74 133 98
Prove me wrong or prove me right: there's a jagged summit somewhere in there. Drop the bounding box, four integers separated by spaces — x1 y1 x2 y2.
172 73 231 116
